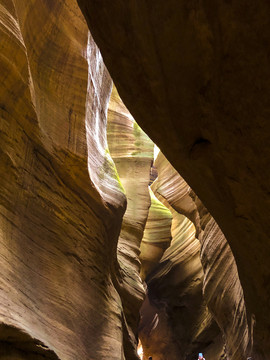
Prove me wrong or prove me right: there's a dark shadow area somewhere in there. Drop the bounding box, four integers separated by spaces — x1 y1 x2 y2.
0 324 60 359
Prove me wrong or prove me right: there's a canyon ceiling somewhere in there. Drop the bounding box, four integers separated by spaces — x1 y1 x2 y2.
0 0 270 359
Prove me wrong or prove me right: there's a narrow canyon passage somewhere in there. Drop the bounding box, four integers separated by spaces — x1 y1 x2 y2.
107 86 250 360
0 0 269 359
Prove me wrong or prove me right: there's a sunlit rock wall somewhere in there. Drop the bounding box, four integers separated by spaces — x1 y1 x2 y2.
0 1 128 359
138 189 174 360
77 2 270 356
139 155 224 360
139 189 172 282
107 86 154 359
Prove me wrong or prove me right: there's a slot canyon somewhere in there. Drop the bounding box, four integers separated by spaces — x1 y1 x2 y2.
0 1 269 359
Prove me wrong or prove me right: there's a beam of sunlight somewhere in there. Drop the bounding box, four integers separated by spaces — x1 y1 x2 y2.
137 340 143 360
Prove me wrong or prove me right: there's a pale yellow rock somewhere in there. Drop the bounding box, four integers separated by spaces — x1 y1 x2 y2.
107 86 154 359
139 188 172 281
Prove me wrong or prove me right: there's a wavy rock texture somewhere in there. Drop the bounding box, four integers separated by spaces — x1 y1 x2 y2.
77 2 270 356
0 1 129 359
107 86 154 359
139 159 224 360
138 189 175 360
152 152 250 360
193 196 251 360
139 188 172 282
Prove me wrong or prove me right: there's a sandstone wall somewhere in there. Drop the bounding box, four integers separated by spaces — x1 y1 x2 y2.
107 86 154 359
152 152 250 360
139 155 224 360
0 1 128 359
76 2 270 356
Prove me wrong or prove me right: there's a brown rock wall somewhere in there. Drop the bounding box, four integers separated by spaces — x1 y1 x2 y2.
193 195 251 360
153 152 250 360
76 2 270 356
1 0 269 358
139 154 224 360
0 1 126 359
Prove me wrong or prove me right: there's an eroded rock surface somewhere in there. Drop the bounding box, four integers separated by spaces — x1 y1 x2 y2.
0 1 128 359
0 324 60 360
193 195 251 360
107 86 154 359
1 0 269 359
139 155 224 360
77 2 270 356
139 189 172 282
151 152 250 360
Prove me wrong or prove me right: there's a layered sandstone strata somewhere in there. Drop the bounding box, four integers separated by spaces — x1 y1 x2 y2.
139 189 172 282
0 1 129 359
139 156 224 360
107 86 154 359
1 0 268 359
151 152 250 360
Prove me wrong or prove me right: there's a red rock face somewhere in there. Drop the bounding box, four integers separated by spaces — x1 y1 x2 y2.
76 1 270 358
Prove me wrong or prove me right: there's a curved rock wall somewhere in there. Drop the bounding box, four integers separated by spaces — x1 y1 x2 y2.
107 86 154 359
76 2 270 356
0 324 60 360
0 1 127 359
193 195 251 360
152 152 250 360
139 188 172 282
1 0 269 358
139 156 224 360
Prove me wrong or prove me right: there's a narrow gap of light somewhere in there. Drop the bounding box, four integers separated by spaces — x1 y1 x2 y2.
137 341 143 359
154 144 160 161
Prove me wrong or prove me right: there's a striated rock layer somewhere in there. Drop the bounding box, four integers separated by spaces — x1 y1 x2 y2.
77 2 270 356
139 188 172 282
107 86 154 359
139 156 224 360
152 152 250 360
193 195 251 360
0 1 139 359
1 0 268 359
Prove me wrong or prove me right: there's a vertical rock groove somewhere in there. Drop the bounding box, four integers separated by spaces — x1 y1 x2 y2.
139 154 224 360
107 86 154 359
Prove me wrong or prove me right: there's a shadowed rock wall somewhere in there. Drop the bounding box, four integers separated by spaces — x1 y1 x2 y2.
76 2 270 357
151 152 250 360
